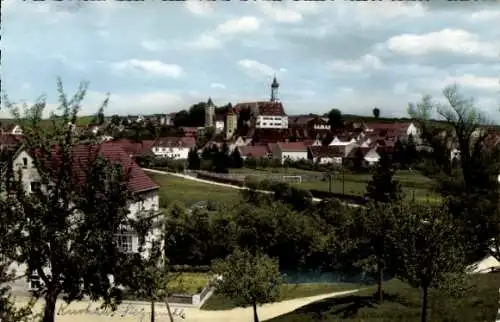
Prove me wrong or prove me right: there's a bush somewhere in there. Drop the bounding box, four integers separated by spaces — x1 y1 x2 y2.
197 172 245 187
309 189 368 205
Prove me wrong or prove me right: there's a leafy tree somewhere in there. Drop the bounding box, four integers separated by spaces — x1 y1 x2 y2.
365 151 402 203
392 139 406 167
211 249 283 322
230 147 243 168
110 114 121 126
327 108 343 130
373 107 380 119
214 143 230 173
351 148 365 172
408 84 500 262
187 148 201 170
405 134 418 168
391 201 467 322
2 79 145 322
118 215 178 322
354 203 398 301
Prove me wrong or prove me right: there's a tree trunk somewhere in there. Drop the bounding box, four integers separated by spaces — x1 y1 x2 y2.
164 297 174 322
377 261 384 302
43 292 58 322
420 285 429 322
150 300 155 322
253 302 259 322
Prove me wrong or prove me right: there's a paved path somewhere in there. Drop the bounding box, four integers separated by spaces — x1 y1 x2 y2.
143 168 361 207
15 289 360 322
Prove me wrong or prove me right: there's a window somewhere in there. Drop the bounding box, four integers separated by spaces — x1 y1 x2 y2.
22 158 28 168
116 233 134 253
29 275 41 290
30 181 41 193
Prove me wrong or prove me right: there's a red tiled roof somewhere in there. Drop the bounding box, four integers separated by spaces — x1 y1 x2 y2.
0 134 23 150
347 147 374 158
365 122 411 132
239 145 270 158
32 144 158 194
107 139 155 156
309 146 345 158
278 141 308 152
154 137 196 148
234 101 286 116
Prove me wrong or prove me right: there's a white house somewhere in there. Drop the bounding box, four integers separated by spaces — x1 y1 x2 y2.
151 137 196 159
7 143 161 293
364 122 419 138
234 101 289 130
269 142 308 164
329 136 357 146
2 124 23 135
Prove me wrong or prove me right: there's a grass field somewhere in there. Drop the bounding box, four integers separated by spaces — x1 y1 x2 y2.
0 116 99 127
147 172 241 207
168 272 210 294
201 282 361 311
231 167 440 202
267 273 500 322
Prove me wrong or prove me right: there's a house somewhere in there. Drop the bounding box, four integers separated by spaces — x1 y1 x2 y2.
329 135 357 146
254 102 288 129
151 137 196 159
269 141 308 164
364 122 419 139
308 146 345 165
307 117 330 131
2 124 23 136
7 143 161 293
238 145 271 160
215 113 225 133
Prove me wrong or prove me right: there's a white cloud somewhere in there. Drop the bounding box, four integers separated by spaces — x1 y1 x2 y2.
86 91 183 114
140 40 167 52
215 16 260 35
445 74 499 91
468 10 500 22
327 54 383 73
188 16 260 50
210 82 226 89
188 34 221 50
238 59 274 77
257 2 303 23
110 59 183 78
279 68 288 73
385 29 500 58
185 0 213 16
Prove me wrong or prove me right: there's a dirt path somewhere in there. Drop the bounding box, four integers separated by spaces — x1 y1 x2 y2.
15 289 359 322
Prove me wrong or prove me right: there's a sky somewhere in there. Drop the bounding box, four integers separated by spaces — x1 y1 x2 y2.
1 0 499 120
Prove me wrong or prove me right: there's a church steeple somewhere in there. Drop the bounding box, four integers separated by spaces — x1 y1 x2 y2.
270 75 280 102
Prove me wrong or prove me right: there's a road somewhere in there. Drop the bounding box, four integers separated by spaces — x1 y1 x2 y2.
14 289 360 322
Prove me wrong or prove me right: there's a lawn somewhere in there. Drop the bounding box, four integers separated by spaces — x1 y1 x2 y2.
231 167 440 202
168 272 210 294
268 274 500 322
147 172 241 207
201 282 361 311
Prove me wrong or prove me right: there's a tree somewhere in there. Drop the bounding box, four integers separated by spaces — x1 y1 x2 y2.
327 108 343 130
391 201 467 322
373 107 380 119
354 203 398 302
211 249 283 322
118 215 178 322
365 151 402 203
408 84 500 262
214 143 230 173
230 148 243 168
187 148 201 170
110 114 121 126
351 148 365 172
2 78 143 322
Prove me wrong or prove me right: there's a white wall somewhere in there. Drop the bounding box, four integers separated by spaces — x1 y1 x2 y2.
256 115 288 129
215 120 224 133
152 146 190 159
282 151 308 163
364 150 380 165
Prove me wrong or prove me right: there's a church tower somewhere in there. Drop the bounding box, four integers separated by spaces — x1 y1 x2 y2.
270 75 280 102
205 97 215 128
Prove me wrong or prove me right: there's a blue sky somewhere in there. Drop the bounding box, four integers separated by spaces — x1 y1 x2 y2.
2 0 499 119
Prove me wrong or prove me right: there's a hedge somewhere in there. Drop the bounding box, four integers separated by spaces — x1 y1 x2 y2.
308 189 368 205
